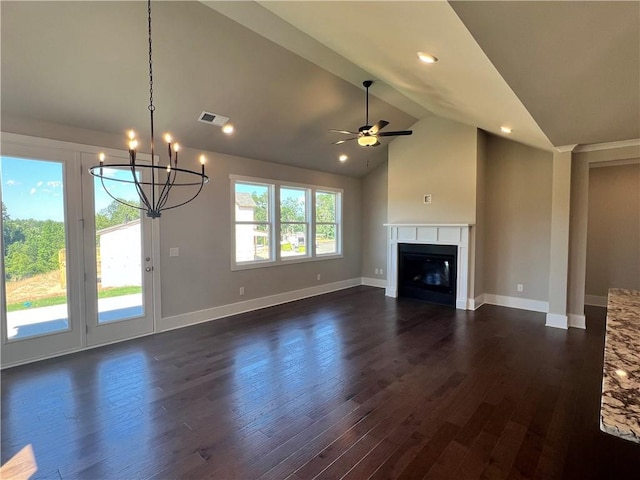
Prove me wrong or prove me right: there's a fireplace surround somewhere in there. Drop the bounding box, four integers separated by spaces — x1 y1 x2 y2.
385 224 471 309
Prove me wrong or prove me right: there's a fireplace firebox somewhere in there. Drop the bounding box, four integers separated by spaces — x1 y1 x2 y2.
398 243 457 306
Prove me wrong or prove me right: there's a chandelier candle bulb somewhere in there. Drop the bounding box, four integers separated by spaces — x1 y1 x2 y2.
173 143 179 165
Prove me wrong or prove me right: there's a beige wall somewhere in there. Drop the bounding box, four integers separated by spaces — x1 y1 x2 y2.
361 160 388 280
472 130 487 298
388 116 478 224
586 163 640 297
2 119 363 320
161 144 362 318
386 120 555 305
483 134 553 301
568 156 589 315
569 145 640 313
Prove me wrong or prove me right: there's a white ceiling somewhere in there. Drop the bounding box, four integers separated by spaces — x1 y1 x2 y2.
243 0 554 150
2 1 638 177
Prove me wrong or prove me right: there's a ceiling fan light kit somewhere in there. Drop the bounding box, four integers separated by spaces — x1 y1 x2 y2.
330 80 412 148
358 136 379 147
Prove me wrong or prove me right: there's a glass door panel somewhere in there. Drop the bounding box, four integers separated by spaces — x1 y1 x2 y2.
1 157 70 340
94 169 144 324
81 153 154 347
1 141 84 367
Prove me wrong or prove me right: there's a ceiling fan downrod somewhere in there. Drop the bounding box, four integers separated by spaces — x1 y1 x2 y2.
363 80 373 129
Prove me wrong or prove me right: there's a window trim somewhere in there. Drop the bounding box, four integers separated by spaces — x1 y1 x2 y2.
279 185 311 261
314 189 342 258
230 175 343 271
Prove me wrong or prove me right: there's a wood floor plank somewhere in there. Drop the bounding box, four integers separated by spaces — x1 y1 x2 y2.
396 422 460 480
1 289 639 479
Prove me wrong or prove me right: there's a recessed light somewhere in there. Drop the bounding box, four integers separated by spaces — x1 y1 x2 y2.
417 52 438 64
222 124 234 135
616 369 628 378
500 126 512 134
339 154 348 163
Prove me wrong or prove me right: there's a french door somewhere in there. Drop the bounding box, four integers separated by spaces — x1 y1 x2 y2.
0 136 157 367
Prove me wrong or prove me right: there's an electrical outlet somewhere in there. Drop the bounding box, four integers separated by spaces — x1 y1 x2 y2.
169 247 179 257
317 274 321 281
379 268 384 275
374 268 379 275
517 284 524 292
239 286 245 295
423 194 432 204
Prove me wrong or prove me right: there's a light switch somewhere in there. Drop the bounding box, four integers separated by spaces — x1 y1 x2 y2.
169 247 179 257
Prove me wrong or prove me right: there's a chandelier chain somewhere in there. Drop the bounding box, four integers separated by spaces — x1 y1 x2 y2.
147 0 154 113
89 0 209 219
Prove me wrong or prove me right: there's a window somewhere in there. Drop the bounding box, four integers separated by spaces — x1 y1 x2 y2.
231 176 342 269
234 181 272 264
280 187 309 259
315 191 340 256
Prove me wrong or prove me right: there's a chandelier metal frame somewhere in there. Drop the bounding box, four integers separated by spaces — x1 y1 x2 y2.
89 0 209 219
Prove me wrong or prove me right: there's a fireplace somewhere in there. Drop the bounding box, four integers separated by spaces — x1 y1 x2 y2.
398 243 457 306
385 224 471 310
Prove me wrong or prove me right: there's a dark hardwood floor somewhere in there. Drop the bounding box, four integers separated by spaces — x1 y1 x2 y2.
2 286 639 479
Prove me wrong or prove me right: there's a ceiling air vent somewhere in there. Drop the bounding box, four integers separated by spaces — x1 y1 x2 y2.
197 111 229 127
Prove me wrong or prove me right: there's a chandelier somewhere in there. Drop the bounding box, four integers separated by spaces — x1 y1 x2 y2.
89 0 209 219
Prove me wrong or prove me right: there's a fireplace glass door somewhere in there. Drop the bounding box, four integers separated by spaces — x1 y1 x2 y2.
398 243 457 306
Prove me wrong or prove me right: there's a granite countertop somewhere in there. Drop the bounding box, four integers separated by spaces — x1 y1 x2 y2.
601 288 640 443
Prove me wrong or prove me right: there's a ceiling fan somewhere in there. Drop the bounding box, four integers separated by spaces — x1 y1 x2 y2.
330 80 413 147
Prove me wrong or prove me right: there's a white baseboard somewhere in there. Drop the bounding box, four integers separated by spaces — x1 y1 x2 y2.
160 278 361 332
546 313 568 329
585 294 607 307
483 294 549 313
568 314 586 329
469 294 485 310
361 277 387 288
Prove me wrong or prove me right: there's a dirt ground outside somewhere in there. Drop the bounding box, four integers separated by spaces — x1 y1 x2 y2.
5 271 67 304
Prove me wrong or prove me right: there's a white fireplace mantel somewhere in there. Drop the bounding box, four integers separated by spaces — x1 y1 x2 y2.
384 224 472 310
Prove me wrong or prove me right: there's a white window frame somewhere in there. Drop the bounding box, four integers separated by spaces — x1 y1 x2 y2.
232 179 275 267
279 185 311 261
230 175 343 270
315 189 342 258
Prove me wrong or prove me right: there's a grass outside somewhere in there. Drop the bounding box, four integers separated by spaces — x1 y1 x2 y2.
6 270 144 311
7 285 142 312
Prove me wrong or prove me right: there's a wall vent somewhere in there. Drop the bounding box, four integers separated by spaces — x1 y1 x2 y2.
197 111 229 127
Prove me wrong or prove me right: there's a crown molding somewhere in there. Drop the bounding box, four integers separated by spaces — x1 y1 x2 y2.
574 138 640 153
555 144 578 153
590 158 640 168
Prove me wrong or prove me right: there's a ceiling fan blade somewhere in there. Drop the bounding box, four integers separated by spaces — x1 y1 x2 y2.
332 138 358 145
377 130 413 137
329 129 359 135
369 120 389 134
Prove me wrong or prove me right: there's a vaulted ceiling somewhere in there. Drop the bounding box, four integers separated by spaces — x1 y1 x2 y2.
2 1 638 177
